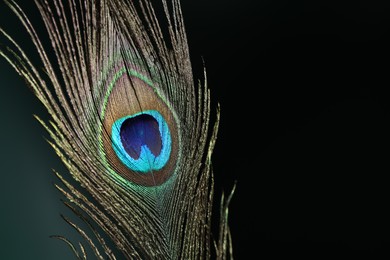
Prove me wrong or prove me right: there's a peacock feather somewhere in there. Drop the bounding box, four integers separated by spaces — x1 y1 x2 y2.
0 0 234 259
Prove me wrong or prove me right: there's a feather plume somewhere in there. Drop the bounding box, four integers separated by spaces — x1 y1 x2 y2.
0 0 234 259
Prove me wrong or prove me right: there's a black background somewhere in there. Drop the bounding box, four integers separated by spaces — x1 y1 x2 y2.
186 0 390 259
1 0 390 259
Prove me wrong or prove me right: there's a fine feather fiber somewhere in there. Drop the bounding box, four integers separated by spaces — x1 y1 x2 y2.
0 0 233 259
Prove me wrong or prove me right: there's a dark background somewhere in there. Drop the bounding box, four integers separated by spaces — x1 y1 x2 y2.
1 0 390 259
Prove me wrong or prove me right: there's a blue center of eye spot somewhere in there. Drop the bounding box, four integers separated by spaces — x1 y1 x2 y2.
120 114 162 159
111 110 172 173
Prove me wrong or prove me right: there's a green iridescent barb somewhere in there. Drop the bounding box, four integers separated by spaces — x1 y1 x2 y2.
0 0 234 259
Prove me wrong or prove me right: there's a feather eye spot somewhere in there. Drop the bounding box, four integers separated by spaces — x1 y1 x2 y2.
100 70 179 186
111 110 171 173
